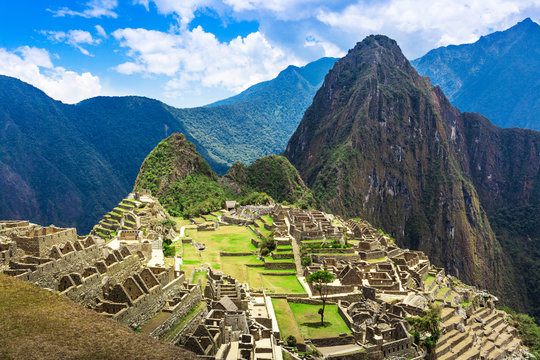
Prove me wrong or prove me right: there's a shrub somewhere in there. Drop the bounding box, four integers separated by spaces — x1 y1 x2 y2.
286 335 297 347
301 254 312 266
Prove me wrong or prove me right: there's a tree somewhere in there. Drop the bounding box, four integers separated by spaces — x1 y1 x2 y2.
306 270 335 326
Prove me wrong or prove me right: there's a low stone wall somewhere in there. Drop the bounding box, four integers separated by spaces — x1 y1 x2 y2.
326 348 383 360
151 285 203 339
221 215 255 226
264 261 296 270
220 252 256 256
248 225 264 240
251 238 260 248
309 248 355 254
287 297 336 306
312 254 361 263
310 335 355 347
171 305 209 346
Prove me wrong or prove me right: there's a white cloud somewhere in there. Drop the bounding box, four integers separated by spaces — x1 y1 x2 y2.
317 0 540 51
135 0 215 28
0 46 102 103
49 0 118 18
95 25 108 38
304 35 345 58
112 26 299 92
42 30 101 56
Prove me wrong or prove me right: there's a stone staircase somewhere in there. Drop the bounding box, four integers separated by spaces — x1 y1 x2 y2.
436 306 521 360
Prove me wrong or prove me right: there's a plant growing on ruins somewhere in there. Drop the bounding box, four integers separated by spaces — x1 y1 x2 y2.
259 236 276 256
405 304 441 359
157 219 177 228
286 335 297 347
301 254 312 266
306 270 335 326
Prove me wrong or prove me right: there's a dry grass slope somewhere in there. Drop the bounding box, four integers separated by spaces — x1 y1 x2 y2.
0 273 196 360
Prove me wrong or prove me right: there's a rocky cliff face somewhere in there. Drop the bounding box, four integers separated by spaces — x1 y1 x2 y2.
285 35 540 314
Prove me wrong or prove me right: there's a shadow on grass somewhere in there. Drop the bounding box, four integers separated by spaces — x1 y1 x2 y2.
300 321 332 328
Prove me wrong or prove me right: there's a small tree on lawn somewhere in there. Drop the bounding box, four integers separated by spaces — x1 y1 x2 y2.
306 270 335 326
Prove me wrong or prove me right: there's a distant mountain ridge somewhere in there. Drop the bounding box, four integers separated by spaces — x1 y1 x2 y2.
285 35 540 319
0 57 336 232
412 18 540 130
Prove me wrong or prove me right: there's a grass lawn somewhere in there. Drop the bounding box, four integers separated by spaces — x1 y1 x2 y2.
366 257 387 263
182 225 257 269
220 255 302 293
255 220 272 237
424 275 435 287
288 303 351 339
261 215 274 225
436 287 451 301
192 270 207 289
271 298 304 343
261 274 305 294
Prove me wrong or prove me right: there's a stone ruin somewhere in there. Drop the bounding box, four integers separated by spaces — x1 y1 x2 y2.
183 268 279 360
0 219 200 333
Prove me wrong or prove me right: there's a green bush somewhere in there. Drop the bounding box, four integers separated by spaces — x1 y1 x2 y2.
301 254 312 266
286 335 297 347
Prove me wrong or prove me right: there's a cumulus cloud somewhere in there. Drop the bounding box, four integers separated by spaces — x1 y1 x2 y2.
134 0 216 28
41 30 101 56
112 26 299 92
317 0 540 51
49 0 118 18
134 0 540 59
0 46 102 103
304 35 345 58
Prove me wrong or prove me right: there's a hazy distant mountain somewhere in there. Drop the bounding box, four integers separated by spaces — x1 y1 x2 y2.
412 18 540 130
0 57 336 232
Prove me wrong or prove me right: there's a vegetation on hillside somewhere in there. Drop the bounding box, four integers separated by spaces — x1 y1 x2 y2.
0 273 195 360
499 306 540 358
226 155 316 209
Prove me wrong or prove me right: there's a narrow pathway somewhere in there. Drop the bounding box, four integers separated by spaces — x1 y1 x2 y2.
289 235 304 277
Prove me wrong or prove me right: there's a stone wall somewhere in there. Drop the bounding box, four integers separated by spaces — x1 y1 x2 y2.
13 227 77 257
151 284 203 339
309 248 355 254
264 261 296 270
171 305 209 345
310 335 355 347
312 254 361 263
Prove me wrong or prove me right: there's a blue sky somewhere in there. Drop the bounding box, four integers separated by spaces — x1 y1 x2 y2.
0 0 539 107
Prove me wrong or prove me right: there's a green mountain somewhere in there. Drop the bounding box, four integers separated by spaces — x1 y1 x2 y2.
285 35 540 319
225 155 315 208
0 57 335 232
132 133 313 218
412 18 540 130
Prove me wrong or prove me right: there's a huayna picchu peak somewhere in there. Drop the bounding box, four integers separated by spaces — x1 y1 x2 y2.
285 35 540 323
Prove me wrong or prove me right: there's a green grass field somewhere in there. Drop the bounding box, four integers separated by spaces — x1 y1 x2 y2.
181 225 258 269
192 270 207 288
271 298 304 343
261 215 274 225
288 303 351 339
220 255 303 293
